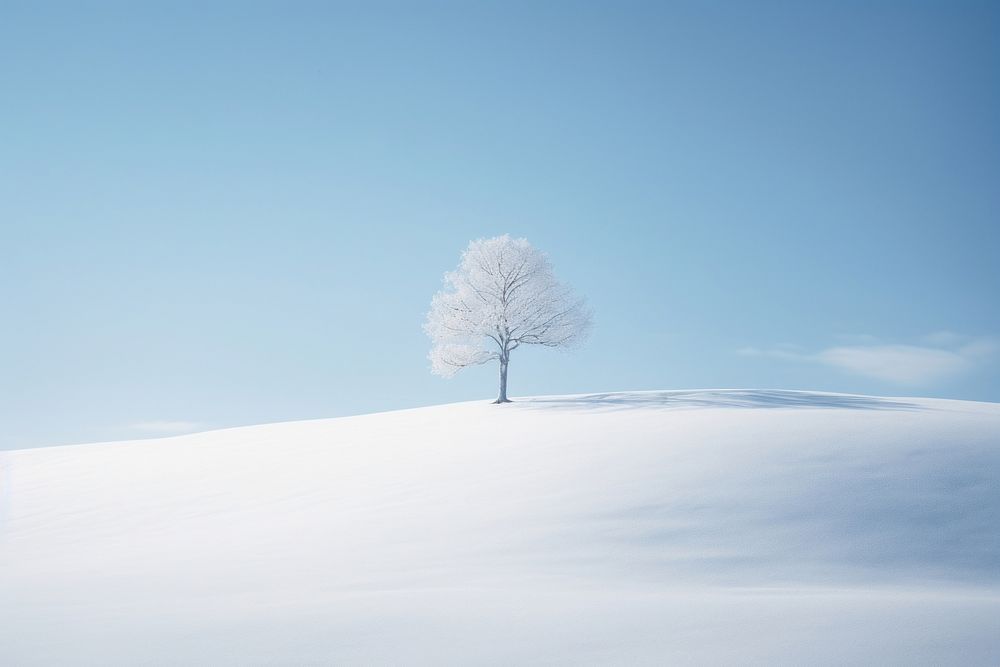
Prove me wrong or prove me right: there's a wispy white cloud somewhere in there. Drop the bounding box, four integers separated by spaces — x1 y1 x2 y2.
129 420 203 435
741 334 998 385
817 344 970 384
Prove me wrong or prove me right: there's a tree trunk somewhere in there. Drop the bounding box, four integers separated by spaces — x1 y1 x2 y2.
494 357 511 403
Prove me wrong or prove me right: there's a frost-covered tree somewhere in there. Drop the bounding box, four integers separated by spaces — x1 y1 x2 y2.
424 235 591 403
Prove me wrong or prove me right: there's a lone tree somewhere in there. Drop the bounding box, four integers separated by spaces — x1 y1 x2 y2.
425 235 591 403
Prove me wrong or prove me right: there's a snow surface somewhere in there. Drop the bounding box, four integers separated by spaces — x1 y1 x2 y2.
2 389 999 665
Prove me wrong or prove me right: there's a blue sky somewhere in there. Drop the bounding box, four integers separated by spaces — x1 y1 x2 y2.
2 1 998 449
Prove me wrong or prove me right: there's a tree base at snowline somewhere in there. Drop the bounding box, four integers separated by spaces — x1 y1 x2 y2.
493 398 512 404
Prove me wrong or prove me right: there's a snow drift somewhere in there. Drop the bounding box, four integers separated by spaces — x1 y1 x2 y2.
2 390 999 665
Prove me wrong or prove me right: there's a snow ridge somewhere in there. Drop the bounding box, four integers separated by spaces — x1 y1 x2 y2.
2 390 999 665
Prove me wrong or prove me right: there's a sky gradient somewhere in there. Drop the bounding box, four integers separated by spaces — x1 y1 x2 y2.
2 1 998 449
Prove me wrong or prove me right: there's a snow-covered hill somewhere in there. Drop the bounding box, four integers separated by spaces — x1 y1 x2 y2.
2 390 999 665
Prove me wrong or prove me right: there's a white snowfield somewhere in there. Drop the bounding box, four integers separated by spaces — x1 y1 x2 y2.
2 390 999 665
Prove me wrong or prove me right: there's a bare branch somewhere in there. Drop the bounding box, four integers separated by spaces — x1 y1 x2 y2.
425 235 592 383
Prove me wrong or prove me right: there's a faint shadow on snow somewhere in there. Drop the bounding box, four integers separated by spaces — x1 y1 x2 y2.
516 389 924 412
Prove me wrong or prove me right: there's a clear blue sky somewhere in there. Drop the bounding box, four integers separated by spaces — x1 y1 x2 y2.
2 1 998 449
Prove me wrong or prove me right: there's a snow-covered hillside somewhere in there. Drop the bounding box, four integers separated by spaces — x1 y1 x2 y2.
2 390 999 665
